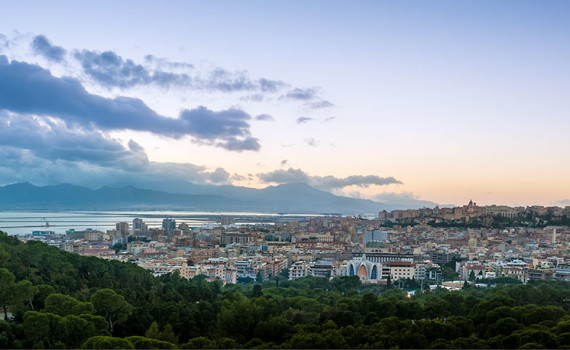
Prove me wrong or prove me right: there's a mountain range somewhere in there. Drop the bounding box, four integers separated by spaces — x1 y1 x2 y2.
0 182 439 214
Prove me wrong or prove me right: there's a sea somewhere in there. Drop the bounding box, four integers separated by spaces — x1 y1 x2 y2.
0 210 318 235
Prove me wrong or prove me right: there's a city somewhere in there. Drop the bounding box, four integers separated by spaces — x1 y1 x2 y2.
1 1 570 348
18 201 570 289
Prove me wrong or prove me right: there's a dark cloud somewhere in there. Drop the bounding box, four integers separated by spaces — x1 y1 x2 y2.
258 167 402 191
305 138 319 147
0 113 233 187
0 112 146 166
281 159 288 167
296 117 314 124
282 88 318 101
255 114 274 121
31 35 67 62
216 136 261 152
0 149 232 188
0 59 259 151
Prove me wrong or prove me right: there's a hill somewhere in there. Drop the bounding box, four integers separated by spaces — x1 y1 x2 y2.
0 182 397 214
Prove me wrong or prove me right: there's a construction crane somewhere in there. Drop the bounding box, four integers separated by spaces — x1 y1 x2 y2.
41 217 50 228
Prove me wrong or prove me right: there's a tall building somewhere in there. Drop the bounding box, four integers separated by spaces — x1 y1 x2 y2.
116 222 129 237
133 218 145 231
221 216 235 226
162 218 176 231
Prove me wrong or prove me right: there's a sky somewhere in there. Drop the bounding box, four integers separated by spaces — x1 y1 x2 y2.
0 0 569 207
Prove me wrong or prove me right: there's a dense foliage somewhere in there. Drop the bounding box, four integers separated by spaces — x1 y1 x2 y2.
1 231 570 349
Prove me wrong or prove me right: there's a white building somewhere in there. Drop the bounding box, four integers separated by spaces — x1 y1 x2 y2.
289 261 310 280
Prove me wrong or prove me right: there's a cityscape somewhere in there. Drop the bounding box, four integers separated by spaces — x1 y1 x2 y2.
16 201 570 288
1 1 570 349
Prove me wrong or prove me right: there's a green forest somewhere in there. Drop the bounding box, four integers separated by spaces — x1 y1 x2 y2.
1 231 570 349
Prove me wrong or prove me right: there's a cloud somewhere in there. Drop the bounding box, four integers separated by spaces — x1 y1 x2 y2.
308 100 334 109
230 173 246 182
296 117 314 124
281 159 288 167
282 87 318 101
74 49 189 88
0 59 259 151
0 111 146 167
324 116 336 122
74 48 286 94
255 114 274 121
144 54 194 69
31 35 67 62
0 112 233 187
305 138 319 147
217 136 260 152
258 167 402 191
209 167 230 183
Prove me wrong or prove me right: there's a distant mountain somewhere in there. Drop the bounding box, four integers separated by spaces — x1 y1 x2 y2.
0 182 438 214
0 183 250 211
116 180 442 211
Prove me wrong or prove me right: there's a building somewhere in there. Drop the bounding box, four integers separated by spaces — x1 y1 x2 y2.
364 229 388 247
555 263 570 281
310 261 334 278
502 267 528 283
221 216 235 226
177 262 200 280
384 261 416 281
133 218 146 231
351 252 414 264
346 254 382 282
116 222 129 237
162 218 176 231
289 261 309 280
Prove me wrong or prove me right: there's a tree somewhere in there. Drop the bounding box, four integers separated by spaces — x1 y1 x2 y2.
181 336 216 349
145 321 160 339
158 323 178 345
81 336 134 349
0 269 15 320
469 270 476 282
23 311 50 348
90 289 132 334
13 280 37 311
125 336 177 349
252 284 263 298
44 294 94 316
256 271 263 283
442 267 459 281
0 247 10 268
